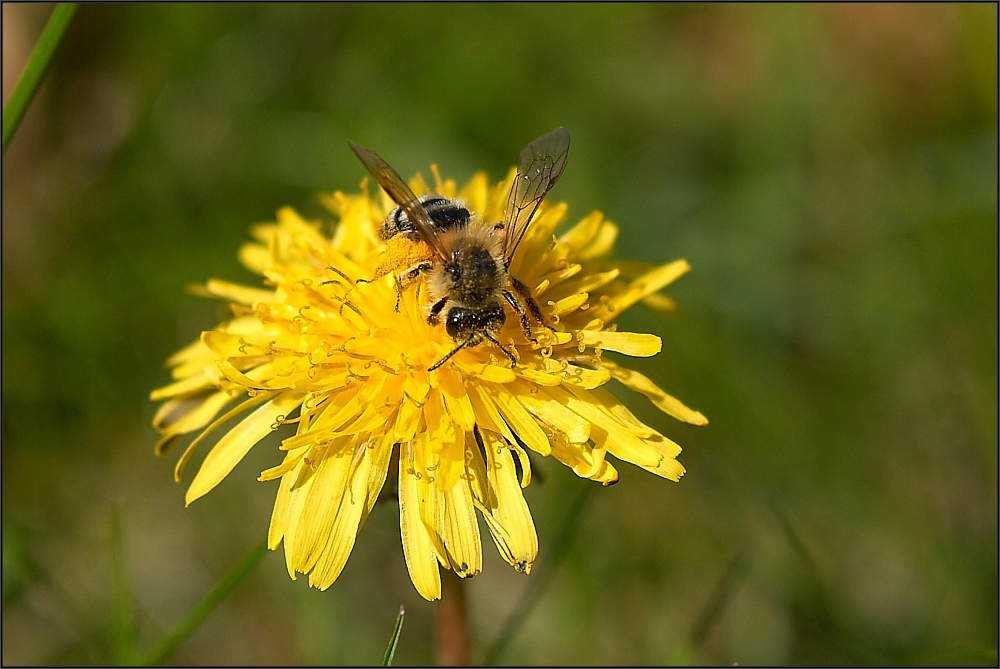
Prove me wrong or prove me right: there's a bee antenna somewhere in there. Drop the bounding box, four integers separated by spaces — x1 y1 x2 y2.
428 339 471 372
483 332 517 367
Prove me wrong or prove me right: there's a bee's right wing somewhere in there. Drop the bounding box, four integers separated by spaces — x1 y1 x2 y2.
348 141 451 261
502 127 571 264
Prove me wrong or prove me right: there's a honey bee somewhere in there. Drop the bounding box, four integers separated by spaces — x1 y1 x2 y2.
348 127 571 371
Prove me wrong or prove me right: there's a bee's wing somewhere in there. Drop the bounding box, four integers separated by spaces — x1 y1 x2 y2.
502 127 571 264
348 141 450 261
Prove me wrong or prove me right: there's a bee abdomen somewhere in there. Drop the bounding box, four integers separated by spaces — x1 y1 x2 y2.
380 195 471 240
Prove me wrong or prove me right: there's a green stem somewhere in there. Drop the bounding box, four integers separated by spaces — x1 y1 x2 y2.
141 538 268 666
2 3 78 151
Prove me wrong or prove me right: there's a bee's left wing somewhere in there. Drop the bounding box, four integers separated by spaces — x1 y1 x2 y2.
348 141 451 261
502 127 571 265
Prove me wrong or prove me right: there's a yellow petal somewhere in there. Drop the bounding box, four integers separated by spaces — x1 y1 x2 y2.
153 390 236 435
398 444 442 601
601 359 708 426
482 430 537 573
548 437 617 484
507 438 532 488
276 457 318 578
465 431 496 509
290 439 353 573
360 433 396 525
515 365 563 387
510 202 568 277
533 263 582 297
548 268 619 303
238 242 271 274
439 471 482 578
590 259 689 321
557 210 604 252
438 367 477 432
575 385 656 438
165 338 213 368
423 390 465 492
544 386 661 468
640 292 677 314
577 330 661 357
486 383 551 456
641 454 686 482
205 279 277 305
466 384 517 446
267 452 306 550
149 374 215 401
309 447 373 589
177 392 276 482
559 363 612 391
185 392 305 505
548 292 589 318
458 171 489 213
577 220 618 260
457 361 517 384
258 446 307 482
200 331 246 357
513 384 591 443
394 373 430 441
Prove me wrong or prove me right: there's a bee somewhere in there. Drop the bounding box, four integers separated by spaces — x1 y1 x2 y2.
348 127 571 371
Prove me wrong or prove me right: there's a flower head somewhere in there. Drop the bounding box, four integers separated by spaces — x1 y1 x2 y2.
151 166 706 600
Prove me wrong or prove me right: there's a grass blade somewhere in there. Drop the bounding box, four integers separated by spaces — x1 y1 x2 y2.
381 605 405 666
689 549 751 650
484 483 593 665
2 3 78 151
110 505 139 665
141 538 268 666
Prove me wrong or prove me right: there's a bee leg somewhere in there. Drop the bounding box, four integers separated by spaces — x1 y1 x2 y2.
392 275 404 312
394 262 433 313
502 290 535 343
429 338 470 372
427 297 447 325
484 332 517 367
510 277 550 329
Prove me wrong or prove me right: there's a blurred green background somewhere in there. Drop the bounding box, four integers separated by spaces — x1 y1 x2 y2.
3 3 996 665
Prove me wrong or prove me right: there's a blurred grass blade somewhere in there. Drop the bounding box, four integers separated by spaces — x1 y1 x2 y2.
689 549 752 650
141 538 268 666
110 505 139 666
484 483 593 665
771 503 823 579
2 3 78 151
381 605 405 666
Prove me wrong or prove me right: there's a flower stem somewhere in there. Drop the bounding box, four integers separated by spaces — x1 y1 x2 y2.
2 3 78 152
436 569 470 666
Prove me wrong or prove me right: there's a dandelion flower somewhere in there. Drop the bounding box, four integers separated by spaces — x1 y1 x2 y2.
151 164 707 601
